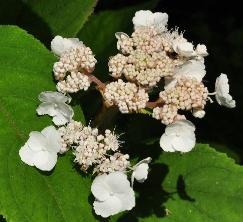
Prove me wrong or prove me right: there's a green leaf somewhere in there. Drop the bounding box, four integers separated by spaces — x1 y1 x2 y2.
0 26 89 222
77 0 159 81
23 0 97 36
0 0 97 44
114 144 243 222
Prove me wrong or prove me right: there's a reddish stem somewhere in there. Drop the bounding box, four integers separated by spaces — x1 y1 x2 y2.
88 75 106 90
146 100 164 109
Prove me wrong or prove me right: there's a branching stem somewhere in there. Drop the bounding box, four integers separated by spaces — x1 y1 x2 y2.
88 75 106 90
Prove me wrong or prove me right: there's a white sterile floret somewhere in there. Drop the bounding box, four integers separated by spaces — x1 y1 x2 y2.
172 37 195 57
132 10 168 33
195 44 208 57
131 157 151 186
165 60 206 89
91 172 135 218
104 79 149 113
36 91 74 126
192 109 206 118
51 35 83 56
160 120 196 152
19 126 62 171
215 73 236 108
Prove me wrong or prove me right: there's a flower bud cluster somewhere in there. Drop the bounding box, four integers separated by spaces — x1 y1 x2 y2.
58 121 130 174
94 153 130 174
109 28 182 88
160 77 208 110
57 71 91 93
152 104 178 125
104 79 149 113
53 44 96 93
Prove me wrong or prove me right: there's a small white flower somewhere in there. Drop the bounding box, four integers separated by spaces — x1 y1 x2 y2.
176 60 206 81
36 91 74 126
132 10 168 32
19 126 62 171
172 38 195 57
51 35 83 56
165 60 206 89
131 157 151 186
91 172 135 218
192 109 206 118
160 120 196 152
195 44 208 57
215 73 236 108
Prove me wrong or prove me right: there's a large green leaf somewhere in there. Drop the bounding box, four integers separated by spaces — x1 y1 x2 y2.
24 0 97 36
114 144 243 222
0 26 90 222
0 0 97 44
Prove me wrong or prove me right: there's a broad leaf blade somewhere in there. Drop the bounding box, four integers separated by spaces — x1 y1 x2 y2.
115 144 243 222
0 26 89 222
24 0 97 36
0 0 97 44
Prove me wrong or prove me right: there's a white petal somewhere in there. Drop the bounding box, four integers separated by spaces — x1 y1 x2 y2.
132 10 168 32
215 73 236 108
56 103 74 122
51 102 73 126
41 126 62 153
165 120 195 136
172 133 196 152
27 131 46 151
160 133 175 152
36 102 57 117
52 114 69 126
38 91 70 103
93 196 122 218
132 10 153 27
149 12 168 32
91 174 111 201
222 95 236 108
164 76 177 90
106 172 130 194
115 32 129 40
32 150 57 171
19 144 35 166
135 157 152 166
161 120 196 153
152 12 168 26
51 36 83 56
133 163 149 182
196 44 208 56
177 42 194 57
116 188 135 211
193 109 205 118
175 60 206 82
